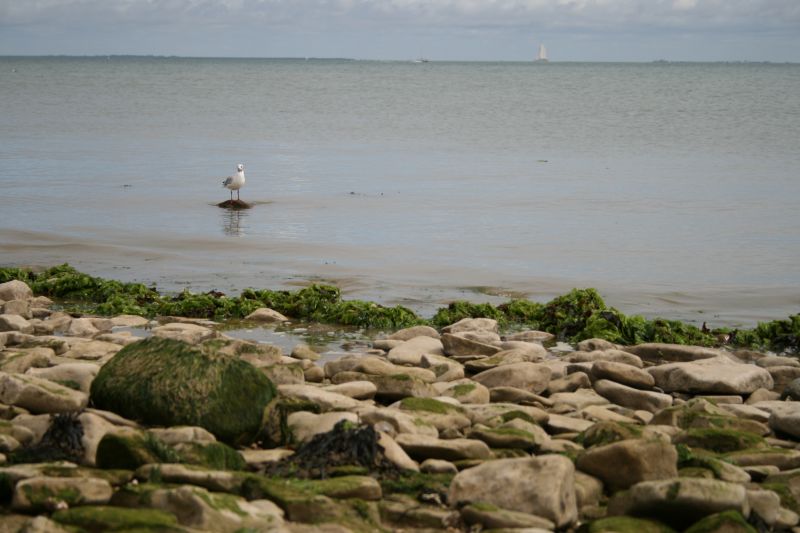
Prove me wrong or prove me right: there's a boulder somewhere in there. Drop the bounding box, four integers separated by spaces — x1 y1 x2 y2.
110 314 150 327
332 372 436 401
61 340 121 361
448 455 578 528
505 330 555 343
435 380 490 404
3 300 31 319
576 439 678 491
322 381 377 400
1 347 53 373
287 411 360 443
65 318 100 338
291 344 321 361
472 362 551 394
0 280 33 301
648 356 773 395
90 337 276 445
567 349 644 368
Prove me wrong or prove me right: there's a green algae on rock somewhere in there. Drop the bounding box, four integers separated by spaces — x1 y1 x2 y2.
90 337 276 445
52 505 181 531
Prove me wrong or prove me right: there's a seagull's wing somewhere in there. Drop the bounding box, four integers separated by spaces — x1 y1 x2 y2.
222 176 233 187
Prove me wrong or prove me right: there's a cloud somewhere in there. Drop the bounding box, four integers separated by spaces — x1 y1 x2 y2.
2 0 799 33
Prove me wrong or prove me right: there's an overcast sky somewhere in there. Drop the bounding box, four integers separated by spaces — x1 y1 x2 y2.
1 0 799 62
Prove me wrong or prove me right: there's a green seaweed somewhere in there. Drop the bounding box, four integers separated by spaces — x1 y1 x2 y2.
2 264 799 353
683 510 756 533
52 505 181 532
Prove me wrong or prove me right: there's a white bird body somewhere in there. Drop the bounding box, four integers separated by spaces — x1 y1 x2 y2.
222 163 246 200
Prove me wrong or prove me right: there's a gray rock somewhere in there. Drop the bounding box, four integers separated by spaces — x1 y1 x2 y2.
149 426 216 445
322 381 377 400
151 322 217 344
567 349 644 368
420 458 458 474
377 431 419 472
463 402 549 426
291 344 321 361
505 330 555 343
65 318 100 337
549 388 609 410
1 347 53 373
460 502 555 530
576 438 678 491
434 379 490 404
278 384 362 411
448 455 578 528
356 406 438 437
546 413 595 434
547 372 592 394
3 300 31 319
594 379 673 413
110 314 150 327
769 366 800 393
288 411 360 443
332 371 436 401
577 338 618 352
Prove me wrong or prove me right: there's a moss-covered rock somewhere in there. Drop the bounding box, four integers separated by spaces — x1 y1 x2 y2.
584 516 678 533
95 432 182 470
90 337 276 445
174 441 246 471
673 428 766 454
577 421 643 448
683 510 756 533
52 504 182 532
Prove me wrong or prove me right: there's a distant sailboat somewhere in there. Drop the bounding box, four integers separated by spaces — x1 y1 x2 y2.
536 44 549 63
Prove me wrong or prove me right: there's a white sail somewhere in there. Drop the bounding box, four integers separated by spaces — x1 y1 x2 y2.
536 44 548 62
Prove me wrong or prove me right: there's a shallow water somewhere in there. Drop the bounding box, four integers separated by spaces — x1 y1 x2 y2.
1 57 799 327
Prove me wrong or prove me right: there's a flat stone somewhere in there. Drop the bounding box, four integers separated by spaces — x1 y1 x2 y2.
463 403 549 426
3 300 31 319
0 372 88 413
550 389 610 410
461 502 555 530
245 307 289 323
448 455 577 528
332 371 436 400
151 322 216 344
65 317 100 337
12 476 112 511
608 478 749 529
576 439 678 491
136 464 241 493
580 404 640 424
420 459 458 474
1 347 53 374
592 360 655 389
434 380 490 404
464 347 547 372
395 434 491 461
240 448 294 469
377 431 419 472
322 381 377 400
769 366 800 392
546 413 594 434
488 387 553 406
0 314 33 334
356 406 438 437
149 426 216 445
567 349 644 368
547 372 592 394
650 356 774 395
594 379 673 413
110 314 150 327
441 332 501 357
26 362 99 393
472 362 551 394
626 343 726 363
277 384 362 411
61 339 122 361
505 330 555 343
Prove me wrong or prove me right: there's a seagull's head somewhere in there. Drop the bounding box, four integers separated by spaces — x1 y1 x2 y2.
237 163 244 172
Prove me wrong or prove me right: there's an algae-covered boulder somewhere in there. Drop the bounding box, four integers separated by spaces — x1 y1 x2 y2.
90 337 276 445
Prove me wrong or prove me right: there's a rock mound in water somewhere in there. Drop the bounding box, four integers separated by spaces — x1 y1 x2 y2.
90 337 276 445
217 199 252 209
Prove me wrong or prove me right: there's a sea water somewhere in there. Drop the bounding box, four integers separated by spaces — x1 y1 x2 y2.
1 57 799 327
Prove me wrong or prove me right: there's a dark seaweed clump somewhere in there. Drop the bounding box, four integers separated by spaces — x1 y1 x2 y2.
9 412 85 464
2 264 799 353
264 420 399 479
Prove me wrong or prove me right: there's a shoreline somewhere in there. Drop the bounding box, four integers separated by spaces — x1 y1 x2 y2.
1 264 798 355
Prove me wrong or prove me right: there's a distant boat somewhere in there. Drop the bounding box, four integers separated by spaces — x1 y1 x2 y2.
413 58 429 64
535 44 549 63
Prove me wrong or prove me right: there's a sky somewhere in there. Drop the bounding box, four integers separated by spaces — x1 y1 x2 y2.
1 0 799 62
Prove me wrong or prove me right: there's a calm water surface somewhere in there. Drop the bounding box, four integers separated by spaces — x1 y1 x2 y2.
1 57 799 327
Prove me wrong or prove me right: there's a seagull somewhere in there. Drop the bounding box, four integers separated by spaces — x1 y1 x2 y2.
222 163 246 201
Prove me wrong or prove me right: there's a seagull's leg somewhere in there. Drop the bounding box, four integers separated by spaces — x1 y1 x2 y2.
230 190 233 201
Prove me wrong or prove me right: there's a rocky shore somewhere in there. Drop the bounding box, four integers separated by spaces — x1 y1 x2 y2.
2 276 800 532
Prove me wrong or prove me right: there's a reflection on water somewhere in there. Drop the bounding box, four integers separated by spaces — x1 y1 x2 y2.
221 208 247 237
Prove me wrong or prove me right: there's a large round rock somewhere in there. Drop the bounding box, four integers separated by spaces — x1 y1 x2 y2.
90 337 276 445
